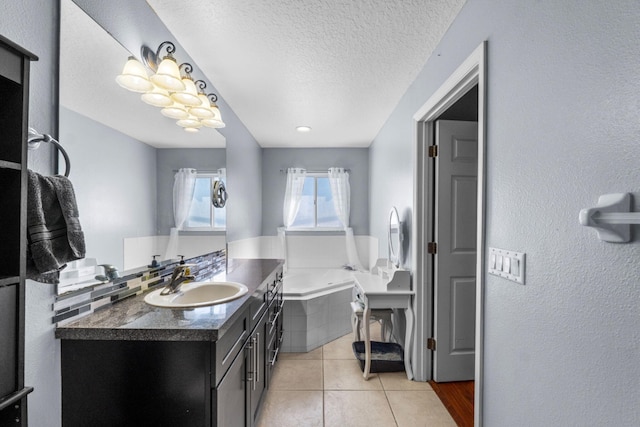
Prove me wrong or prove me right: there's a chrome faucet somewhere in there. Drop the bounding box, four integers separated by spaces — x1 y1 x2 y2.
95 264 119 282
160 264 195 295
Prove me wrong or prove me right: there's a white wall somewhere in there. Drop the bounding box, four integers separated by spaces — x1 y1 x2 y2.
369 0 640 425
1 1 61 425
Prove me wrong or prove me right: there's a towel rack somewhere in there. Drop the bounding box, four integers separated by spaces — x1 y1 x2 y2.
27 127 71 177
579 193 639 242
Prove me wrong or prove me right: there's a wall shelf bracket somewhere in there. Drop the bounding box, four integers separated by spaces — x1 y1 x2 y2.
579 193 639 242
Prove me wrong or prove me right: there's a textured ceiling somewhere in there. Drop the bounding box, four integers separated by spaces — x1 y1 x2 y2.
146 0 466 147
60 0 465 149
60 0 226 148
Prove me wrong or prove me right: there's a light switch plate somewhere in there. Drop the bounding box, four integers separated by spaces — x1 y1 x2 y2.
488 247 525 285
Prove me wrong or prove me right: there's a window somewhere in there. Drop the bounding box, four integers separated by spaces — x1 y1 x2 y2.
289 174 342 229
184 173 226 230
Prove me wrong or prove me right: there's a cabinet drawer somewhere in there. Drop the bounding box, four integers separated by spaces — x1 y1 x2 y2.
214 309 249 387
249 272 277 331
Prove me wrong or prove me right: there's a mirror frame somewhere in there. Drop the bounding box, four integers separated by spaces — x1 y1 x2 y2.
388 206 403 267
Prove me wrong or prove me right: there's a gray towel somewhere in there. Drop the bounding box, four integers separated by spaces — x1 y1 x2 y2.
26 170 86 283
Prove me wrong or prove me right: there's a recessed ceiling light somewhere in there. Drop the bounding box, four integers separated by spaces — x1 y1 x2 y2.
296 126 312 133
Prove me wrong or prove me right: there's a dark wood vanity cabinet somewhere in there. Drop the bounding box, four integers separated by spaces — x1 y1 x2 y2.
0 35 36 426
61 264 284 427
215 268 283 427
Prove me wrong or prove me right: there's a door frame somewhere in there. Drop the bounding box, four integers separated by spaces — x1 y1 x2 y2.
411 41 487 426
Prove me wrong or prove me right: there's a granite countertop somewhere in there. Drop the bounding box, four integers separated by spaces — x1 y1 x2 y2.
55 258 283 342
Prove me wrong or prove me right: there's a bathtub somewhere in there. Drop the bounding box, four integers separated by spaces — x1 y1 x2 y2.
281 268 356 352
283 268 355 298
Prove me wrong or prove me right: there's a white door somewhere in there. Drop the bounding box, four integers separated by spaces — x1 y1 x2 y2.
433 120 478 382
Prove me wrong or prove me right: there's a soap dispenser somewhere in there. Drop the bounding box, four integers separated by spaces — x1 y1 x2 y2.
148 255 161 268
178 255 191 276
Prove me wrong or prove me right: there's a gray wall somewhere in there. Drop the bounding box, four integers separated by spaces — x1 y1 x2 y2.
1 1 61 425
73 0 263 244
261 148 369 236
156 148 226 234
369 1 640 425
60 107 157 270
222 112 263 242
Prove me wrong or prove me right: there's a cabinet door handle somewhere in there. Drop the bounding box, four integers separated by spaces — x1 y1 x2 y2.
245 340 254 384
270 347 280 366
270 309 281 326
252 335 258 391
256 332 260 383
269 282 281 298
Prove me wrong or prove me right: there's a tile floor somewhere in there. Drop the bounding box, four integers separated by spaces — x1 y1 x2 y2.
257 326 456 427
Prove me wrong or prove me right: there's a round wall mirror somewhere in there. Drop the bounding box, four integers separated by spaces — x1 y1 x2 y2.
388 207 403 267
212 180 227 208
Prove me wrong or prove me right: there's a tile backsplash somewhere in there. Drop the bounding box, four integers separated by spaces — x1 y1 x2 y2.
52 250 226 326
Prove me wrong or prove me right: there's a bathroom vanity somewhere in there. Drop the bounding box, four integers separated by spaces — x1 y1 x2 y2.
56 258 284 427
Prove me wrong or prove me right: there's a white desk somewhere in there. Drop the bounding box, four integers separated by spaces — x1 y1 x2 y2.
353 272 414 380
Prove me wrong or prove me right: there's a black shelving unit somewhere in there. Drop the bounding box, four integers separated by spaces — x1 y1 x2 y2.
0 34 37 426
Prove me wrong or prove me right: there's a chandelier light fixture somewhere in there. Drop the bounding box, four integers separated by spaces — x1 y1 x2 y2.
116 41 226 133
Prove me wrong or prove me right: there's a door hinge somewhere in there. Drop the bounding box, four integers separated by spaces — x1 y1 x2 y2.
427 338 436 351
427 242 437 254
428 145 438 157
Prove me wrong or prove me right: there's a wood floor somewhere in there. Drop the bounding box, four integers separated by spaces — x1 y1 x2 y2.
428 380 474 427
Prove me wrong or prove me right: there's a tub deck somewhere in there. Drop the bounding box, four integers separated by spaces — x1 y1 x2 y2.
283 268 355 298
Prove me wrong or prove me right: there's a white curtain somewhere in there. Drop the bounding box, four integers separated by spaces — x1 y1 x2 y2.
164 168 197 260
283 168 306 228
280 168 306 272
328 167 363 270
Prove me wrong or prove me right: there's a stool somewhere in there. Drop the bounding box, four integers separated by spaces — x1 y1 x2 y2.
350 301 393 342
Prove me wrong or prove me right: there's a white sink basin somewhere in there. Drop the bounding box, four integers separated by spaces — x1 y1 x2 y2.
144 281 248 308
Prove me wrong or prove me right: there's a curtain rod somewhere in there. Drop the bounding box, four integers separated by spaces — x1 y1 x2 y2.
172 169 224 173
279 168 350 173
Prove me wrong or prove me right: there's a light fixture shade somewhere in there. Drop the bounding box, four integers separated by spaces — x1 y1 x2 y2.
201 117 226 128
116 44 220 133
116 57 153 93
176 116 202 128
171 78 201 107
150 56 185 91
190 94 215 119
140 87 172 107
210 104 222 121
204 102 225 128
161 102 189 120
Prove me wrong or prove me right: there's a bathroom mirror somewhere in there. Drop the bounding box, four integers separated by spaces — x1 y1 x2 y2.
388 207 403 268
56 0 226 294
